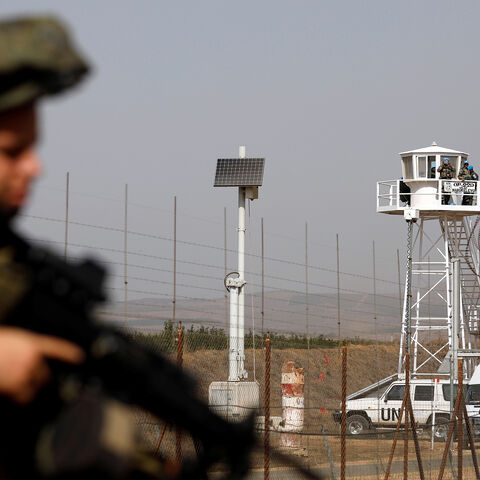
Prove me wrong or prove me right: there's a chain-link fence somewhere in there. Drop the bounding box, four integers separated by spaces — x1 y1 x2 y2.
131 327 480 480
19 178 480 479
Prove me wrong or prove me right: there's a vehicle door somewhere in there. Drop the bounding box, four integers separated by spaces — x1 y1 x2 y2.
466 383 480 435
380 384 405 425
412 384 434 423
441 383 459 416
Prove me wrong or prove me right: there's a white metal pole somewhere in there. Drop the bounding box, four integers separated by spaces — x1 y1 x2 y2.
444 220 453 360
452 258 460 382
229 286 239 381
413 290 420 374
237 146 247 378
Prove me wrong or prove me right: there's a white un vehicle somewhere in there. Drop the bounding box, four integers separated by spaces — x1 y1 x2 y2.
334 370 480 440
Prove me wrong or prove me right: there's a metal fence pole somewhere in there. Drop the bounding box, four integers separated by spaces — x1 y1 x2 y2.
123 183 128 328
225 207 228 331
173 196 177 325
264 334 270 480
438 380 463 480
64 171 69 261
261 218 265 337
336 233 341 344
305 222 310 464
373 240 380 480
175 326 183 464
462 391 480 477
341 344 346 480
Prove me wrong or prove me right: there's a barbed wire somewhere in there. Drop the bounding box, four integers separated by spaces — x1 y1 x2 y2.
63 252 405 313
29 186 399 257
25 234 405 303
103 284 399 332
22 213 402 287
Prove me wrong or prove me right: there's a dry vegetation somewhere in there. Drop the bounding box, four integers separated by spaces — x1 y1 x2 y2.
142 341 473 478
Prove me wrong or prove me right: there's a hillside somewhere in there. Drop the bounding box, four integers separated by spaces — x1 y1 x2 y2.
172 343 401 433
98 291 450 340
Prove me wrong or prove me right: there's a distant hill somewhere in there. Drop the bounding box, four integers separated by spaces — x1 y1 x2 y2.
97 290 448 341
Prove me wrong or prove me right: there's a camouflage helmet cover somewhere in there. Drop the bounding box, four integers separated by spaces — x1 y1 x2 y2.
0 16 89 112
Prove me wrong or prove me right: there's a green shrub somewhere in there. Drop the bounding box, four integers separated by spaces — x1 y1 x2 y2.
130 321 376 353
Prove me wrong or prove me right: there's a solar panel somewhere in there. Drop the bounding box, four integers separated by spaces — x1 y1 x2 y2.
214 158 265 187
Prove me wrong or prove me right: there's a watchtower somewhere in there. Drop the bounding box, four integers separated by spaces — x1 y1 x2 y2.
377 142 480 378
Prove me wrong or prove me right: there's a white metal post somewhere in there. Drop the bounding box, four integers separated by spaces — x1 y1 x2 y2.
226 146 249 381
452 258 460 381
445 224 452 359
228 285 239 381
237 146 247 379
237 187 246 378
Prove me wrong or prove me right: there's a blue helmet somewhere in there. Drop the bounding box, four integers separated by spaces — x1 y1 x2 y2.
443 157 450 163
468 165 473 170
464 159 469 164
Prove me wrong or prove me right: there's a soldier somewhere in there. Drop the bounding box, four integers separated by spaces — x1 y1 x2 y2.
437 157 455 204
458 159 470 181
0 16 88 403
462 165 479 205
399 177 411 205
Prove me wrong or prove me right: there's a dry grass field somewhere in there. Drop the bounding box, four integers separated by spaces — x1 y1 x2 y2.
142 341 475 478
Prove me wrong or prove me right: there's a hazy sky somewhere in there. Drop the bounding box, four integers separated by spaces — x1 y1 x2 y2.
1 2 478 327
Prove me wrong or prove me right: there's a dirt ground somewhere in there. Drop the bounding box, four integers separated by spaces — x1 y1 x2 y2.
141 342 470 477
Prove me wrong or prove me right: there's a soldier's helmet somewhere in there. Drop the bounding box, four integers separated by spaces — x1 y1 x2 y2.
443 157 450 163
0 16 89 113
468 165 473 170
464 159 469 164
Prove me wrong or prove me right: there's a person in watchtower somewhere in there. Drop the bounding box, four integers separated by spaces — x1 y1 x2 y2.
399 177 411 205
458 159 470 180
437 157 455 204
462 165 479 205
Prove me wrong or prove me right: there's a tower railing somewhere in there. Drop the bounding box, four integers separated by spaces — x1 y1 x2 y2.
377 179 479 212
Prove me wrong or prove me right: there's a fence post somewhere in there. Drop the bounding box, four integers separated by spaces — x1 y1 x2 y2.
341 344 346 480
264 334 270 480
458 359 463 480
175 326 183 464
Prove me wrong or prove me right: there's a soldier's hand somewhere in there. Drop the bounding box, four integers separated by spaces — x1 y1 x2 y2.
0 327 84 404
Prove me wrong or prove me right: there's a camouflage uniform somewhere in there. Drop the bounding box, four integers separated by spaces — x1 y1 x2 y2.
462 168 479 205
437 162 455 204
0 16 89 112
0 16 91 479
458 165 469 181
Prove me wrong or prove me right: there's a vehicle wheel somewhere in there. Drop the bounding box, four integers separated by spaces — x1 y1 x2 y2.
428 415 450 441
346 414 369 435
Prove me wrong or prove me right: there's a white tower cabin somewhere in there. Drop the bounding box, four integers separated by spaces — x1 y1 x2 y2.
377 142 480 379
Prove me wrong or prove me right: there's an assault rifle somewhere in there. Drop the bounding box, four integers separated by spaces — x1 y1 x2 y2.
0 227 321 480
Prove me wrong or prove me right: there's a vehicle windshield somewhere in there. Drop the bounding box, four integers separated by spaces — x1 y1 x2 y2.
466 385 480 404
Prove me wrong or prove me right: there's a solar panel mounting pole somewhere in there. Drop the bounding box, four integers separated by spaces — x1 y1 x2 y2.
213 149 264 382
237 146 247 380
